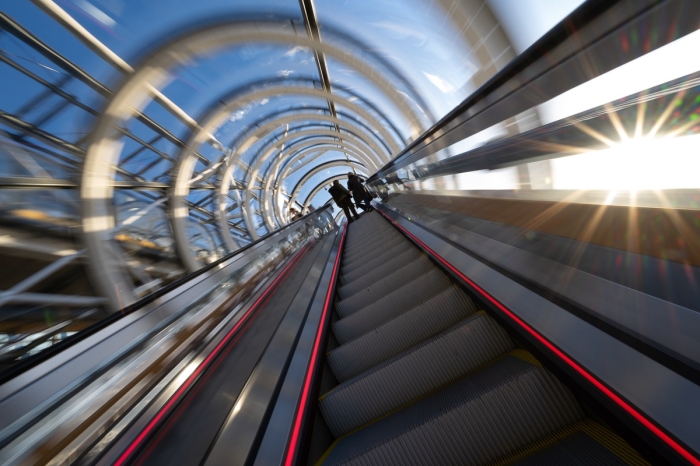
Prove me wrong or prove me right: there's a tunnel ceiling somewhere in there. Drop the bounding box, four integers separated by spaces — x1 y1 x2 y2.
0 0 526 310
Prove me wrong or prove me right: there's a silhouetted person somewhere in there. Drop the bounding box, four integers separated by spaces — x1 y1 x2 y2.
289 208 302 221
347 172 374 212
329 180 360 222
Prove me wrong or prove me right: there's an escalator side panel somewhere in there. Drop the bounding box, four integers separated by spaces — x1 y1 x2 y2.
312 211 651 466
130 240 327 466
374 204 700 463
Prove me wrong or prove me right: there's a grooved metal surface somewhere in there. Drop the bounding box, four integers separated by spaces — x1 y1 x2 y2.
328 286 476 382
388 196 700 369
513 432 630 466
320 313 515 436
335 251 429 310
324 357 584 465
341 238 411 279
342 230 403 261
337 253 429 300
333 268 452 342
318 211 641 465
343 224 401 254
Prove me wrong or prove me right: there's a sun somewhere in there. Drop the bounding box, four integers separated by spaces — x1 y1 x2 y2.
551 134 700 192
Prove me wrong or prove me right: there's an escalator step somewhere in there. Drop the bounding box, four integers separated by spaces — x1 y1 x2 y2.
320 312 514 437
335 252 431 309
344 216 396 244
343 226 401 257
342 236 411 277
511 432 636 465
328 286 477 382
342 233 407 272
341 239 418 284
320 354 584 466
333 268 452 342
491 419 650 466
337 252 429 300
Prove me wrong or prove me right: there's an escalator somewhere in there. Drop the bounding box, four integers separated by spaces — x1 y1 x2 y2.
312 211 649 465
0 205 693 465
128 233 335 465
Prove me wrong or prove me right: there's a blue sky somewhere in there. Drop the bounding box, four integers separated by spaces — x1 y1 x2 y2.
2 0 614 215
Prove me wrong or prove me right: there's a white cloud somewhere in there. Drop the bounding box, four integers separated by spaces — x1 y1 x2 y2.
76 0 116 28
284 46 309 58
277 69 294 77
422 72 455 94
370 22 427 45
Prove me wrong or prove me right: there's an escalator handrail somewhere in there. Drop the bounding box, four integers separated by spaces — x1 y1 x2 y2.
375 205 700 465
0 205 332 385
283 223 347 466
112 241 315 466
368 0 697 181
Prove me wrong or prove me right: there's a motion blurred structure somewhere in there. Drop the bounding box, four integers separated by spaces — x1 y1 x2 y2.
1 0 700 464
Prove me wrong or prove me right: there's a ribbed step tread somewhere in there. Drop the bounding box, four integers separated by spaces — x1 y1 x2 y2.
320 312 515 437
512 432 631 466
343 228 401 257
343 219 396 246
322 355 584 465
328 286 477 382
342 233 407 273
336 252 431 309
333 269 452 342
491 418 650 466
344 224 400 249
338 252 430 299
342 237 411 278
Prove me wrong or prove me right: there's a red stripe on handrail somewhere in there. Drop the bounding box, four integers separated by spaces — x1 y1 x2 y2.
284 225 347 466
115 243 311 466
377 208 700 466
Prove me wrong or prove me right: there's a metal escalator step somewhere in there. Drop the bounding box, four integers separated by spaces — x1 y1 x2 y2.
511 432 631 466
333 268 452 339
341 241 418 284
320 312 514 437
490 419 650 466
328 286 477 382
341 232 409 272
343 226 404 256
345 213 393 237
343 226 405 259
320 355 584 466
349 210 380 224
344 225 398 252
341 235 409 274
336 252 430 305
337 252 430 300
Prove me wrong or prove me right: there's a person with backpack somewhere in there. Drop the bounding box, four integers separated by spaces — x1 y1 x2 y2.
329 180 361 223
347 172 374 212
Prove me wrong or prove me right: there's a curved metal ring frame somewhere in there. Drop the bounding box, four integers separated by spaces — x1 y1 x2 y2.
231 105 395 155
267 142 376 225
219 77 408 150
239 128 380 238
288 160 369 210
233 114 389 162
300 174 353 214
83 22 421 308
174 85 406 267
216 134 378 251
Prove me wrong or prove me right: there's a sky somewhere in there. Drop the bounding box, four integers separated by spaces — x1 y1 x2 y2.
3 0 700 223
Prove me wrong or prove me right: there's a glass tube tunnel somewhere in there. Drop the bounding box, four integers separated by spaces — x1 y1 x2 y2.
1 0 700 464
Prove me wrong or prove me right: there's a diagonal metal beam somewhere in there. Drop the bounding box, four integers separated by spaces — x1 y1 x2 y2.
299 0 354 170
